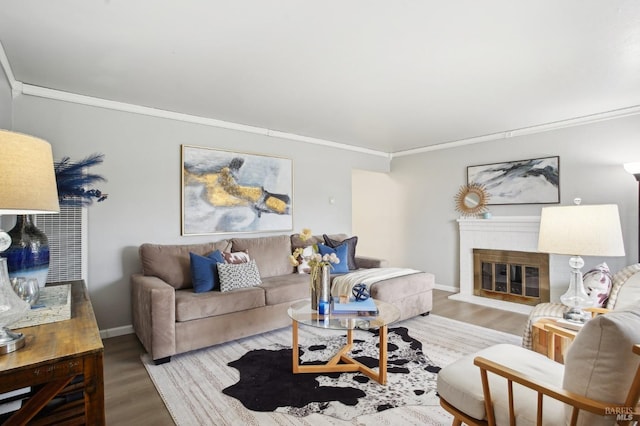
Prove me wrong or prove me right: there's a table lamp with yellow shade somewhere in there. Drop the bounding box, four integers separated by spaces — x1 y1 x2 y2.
0 129 59 354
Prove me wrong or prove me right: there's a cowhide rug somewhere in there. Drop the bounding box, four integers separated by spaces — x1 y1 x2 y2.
222 327 441 420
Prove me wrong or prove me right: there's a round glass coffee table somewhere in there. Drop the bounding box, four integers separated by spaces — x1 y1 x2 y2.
287 298 401 385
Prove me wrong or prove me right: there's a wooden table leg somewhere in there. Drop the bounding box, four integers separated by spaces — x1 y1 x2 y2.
292 320 299 373
85 352 105 425
379 325 388 385
291 321 389 385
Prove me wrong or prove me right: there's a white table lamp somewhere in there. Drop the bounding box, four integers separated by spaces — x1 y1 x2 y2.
538 201 625 323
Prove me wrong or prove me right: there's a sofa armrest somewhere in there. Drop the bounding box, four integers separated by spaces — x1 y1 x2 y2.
131 274 176 361
355 255 389 269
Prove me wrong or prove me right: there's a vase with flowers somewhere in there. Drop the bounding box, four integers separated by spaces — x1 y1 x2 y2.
3 153 108 287
289 229 340 310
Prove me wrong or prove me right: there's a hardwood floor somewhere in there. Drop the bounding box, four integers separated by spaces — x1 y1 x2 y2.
430 289 529 336
102 289 529 425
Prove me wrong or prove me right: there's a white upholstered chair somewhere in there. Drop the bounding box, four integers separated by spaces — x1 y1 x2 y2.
522 263 640 350
437 305 640 426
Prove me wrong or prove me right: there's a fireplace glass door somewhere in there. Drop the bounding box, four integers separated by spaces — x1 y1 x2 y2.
474 249 549 305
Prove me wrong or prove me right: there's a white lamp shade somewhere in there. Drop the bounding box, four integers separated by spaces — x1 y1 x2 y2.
0 129 60 214
624 162 640 175
538 204 625 257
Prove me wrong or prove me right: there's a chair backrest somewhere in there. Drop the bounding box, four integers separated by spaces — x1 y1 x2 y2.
606 263 640 310
563 304 640 425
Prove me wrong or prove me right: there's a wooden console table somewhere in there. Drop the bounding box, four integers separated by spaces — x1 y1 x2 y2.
0 280 105 425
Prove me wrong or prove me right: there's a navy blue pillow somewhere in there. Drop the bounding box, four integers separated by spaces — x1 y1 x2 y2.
317 243 349 274
323 234 358 270
190 250 225 293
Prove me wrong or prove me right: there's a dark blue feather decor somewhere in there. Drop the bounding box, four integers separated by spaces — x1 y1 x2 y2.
54 153 108 206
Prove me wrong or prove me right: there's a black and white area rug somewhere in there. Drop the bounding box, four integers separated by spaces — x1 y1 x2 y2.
142 314 522 425
222 327 441 420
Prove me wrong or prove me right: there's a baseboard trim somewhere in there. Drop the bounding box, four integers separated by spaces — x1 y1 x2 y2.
434 283 458 292
448 293 533 315
100 324 134 339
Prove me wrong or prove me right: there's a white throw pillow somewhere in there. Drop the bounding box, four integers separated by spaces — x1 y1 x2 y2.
217 260 262 292
563 305 640 425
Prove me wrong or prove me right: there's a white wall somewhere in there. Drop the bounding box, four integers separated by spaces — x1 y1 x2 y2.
352 169 407 266
8 88 640 330
11 94 390 331
389 114 640 292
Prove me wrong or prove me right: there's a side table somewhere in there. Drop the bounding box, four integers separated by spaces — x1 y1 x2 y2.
531 317 579 363
0 280 104 425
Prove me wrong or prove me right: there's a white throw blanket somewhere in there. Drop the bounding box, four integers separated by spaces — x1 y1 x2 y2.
331 267 421 298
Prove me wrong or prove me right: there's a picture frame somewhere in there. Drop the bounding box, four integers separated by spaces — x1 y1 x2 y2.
467 156 560 205
181 145 293 235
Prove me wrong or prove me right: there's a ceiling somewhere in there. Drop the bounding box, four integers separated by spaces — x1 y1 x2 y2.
1 1 639 155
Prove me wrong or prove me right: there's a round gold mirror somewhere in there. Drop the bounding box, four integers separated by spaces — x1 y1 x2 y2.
455 182 490 216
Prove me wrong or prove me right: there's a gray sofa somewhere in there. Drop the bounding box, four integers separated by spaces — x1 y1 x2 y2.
131 233 434 363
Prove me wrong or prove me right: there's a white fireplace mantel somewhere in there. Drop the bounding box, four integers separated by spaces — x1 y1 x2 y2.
450 216 560 315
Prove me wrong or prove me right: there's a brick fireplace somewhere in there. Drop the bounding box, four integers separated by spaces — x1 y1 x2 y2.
452 216 564 314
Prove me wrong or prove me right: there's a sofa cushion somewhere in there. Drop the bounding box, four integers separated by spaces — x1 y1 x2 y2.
606 263 640 309
437 343 565 424
611 270 640 311
231 235 293 278
190 250 225 293
217 260 262 292
174 287 266 322
370 271 435 301
323 234 358 270
563 305 640 425
260 274 310 305
140 241 230 289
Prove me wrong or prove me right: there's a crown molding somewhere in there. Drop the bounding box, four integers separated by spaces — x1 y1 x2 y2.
392 104 640 158
4 40 638 160
17 83 391 159
1 38 389 158
0 41 21 99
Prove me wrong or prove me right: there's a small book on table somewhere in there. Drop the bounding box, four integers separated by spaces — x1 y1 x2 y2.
332 298 378 315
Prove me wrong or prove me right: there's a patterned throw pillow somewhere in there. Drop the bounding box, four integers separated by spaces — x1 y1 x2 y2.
583 262 613 308
217 260 262 292
222 250 250 264
297 245 315 274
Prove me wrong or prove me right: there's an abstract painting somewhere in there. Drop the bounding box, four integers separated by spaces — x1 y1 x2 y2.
467 156 559 205
181 145 292 235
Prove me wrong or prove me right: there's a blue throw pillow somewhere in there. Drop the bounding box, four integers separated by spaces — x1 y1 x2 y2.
317 243 349 274
323 234 358 270
190 250 225 293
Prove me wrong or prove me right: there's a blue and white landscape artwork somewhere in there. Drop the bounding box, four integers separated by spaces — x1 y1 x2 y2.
467 156 559 205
